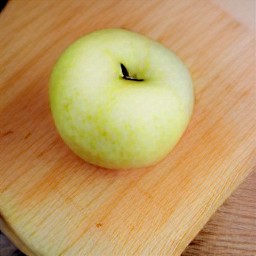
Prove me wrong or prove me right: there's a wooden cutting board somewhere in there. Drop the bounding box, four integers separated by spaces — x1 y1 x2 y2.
0 0 255 255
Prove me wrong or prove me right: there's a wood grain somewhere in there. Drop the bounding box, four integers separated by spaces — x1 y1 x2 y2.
212 0 256 31
0 0 255 255
183 171 256 255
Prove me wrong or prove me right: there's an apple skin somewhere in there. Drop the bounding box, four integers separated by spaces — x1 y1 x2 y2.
50 28 194 169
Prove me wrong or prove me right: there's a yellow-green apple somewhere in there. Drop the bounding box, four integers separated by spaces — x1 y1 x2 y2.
49 29 194 169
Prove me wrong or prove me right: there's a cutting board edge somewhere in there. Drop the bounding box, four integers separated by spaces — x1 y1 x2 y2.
175 166 255 256
1 166 254 256
0 216 35 256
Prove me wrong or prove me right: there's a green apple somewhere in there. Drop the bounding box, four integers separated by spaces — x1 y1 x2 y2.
50 28 194 169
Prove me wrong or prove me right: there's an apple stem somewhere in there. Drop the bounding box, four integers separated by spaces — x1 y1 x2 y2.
120 63 143 82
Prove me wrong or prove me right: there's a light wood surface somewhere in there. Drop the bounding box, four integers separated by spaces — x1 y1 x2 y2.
0 1 255 255
183 170 256 255
212 0 256 31
183 1 256 254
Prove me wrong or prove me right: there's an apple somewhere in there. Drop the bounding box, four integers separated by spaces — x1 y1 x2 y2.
49 28 194 169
